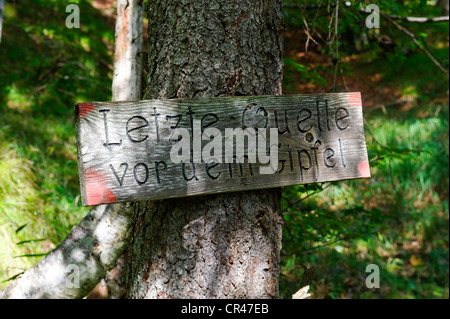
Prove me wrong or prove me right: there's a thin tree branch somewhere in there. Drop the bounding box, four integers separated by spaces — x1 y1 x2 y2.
381 12 449 77
0 204 135 299
387 15 449 23
284 1 450 23
287 183 332 208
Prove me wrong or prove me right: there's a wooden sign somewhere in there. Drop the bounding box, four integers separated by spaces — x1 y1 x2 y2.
75 93 370 206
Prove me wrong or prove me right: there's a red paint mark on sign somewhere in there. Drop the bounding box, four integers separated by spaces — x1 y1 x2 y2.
78 103 95 118
84 168 117 206
358 161 371 178
347 92 362 108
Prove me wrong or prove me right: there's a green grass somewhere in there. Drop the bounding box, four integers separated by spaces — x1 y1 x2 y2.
0 0 114 287
280 103 449 299
279 0 449 299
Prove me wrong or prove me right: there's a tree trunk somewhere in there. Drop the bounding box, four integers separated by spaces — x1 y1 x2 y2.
437 0 449 15
112 0 144 101
87 0 144 299
126 0 285 299
0 0 5 44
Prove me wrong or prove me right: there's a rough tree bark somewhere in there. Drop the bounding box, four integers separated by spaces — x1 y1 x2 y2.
125 0 285 299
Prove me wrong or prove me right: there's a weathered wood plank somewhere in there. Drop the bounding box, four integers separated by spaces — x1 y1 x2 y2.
75 93 370 206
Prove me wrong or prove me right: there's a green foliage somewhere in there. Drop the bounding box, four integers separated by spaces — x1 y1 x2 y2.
283 57 327 90
0 0 115 287
280 0 449 299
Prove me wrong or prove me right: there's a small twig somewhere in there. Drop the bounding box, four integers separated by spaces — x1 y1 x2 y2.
331 0 340 91
288 183 332 208
363 118 387 150
340 67 350 92
303 19 320 53
296 1 321 53
295 236 348 254
335 0 339 57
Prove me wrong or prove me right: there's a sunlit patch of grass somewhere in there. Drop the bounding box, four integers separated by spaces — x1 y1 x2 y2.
3 3 17 19
0 89 93 288
0 139 36 204
0 113 90 288
5 85 32 112
0 129 45 284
